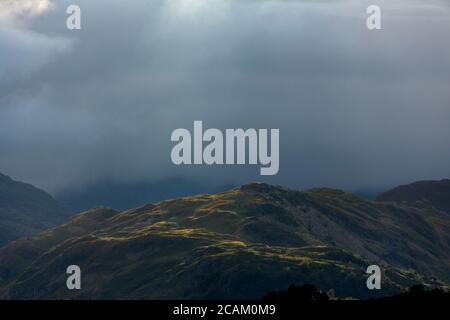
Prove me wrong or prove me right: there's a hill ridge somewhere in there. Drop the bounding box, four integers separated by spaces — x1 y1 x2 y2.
1 179 449 299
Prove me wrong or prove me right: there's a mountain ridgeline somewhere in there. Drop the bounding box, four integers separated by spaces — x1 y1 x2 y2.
0 180 449 299
0 173 69 246
378 179 450 212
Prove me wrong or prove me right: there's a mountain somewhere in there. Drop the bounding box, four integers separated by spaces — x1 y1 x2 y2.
378 179 450 212
0 172 69 246
1 182 449 299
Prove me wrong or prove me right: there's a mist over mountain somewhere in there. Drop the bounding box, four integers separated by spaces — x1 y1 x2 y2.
1 0 450 195
0 172 69 246
1 0 449 303
1 180 449 299
57 178 233 212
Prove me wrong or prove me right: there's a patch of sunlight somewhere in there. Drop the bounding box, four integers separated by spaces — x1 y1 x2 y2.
98 236 133 241
219 240 248 247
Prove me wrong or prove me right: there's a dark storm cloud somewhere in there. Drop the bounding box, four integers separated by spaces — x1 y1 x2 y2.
1 0 450 193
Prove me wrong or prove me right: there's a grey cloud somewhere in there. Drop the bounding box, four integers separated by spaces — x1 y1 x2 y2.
1 0 450 194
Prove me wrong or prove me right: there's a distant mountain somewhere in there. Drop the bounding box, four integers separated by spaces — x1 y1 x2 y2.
378 179 450 212
0 172 69 246
57 178 233 212
1 182 448 299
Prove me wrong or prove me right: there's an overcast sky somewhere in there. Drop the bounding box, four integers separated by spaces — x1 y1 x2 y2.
1 0 450 195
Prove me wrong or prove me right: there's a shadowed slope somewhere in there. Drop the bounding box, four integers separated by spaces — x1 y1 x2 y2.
0 173 69 246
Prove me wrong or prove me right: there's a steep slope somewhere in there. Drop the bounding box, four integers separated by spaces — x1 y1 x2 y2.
378 179 450 212
0 183 448 299
0 172 69 246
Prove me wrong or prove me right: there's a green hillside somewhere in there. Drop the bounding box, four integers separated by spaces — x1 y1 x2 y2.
0 182 449 299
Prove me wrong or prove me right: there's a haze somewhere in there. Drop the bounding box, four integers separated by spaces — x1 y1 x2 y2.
1 0 449 197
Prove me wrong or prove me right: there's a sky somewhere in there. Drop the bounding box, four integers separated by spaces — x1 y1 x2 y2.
1 0 450 196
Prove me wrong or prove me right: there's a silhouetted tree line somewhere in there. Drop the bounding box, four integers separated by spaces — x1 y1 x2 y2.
376 285 450 302
263 284 329 302
263 284 450 302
